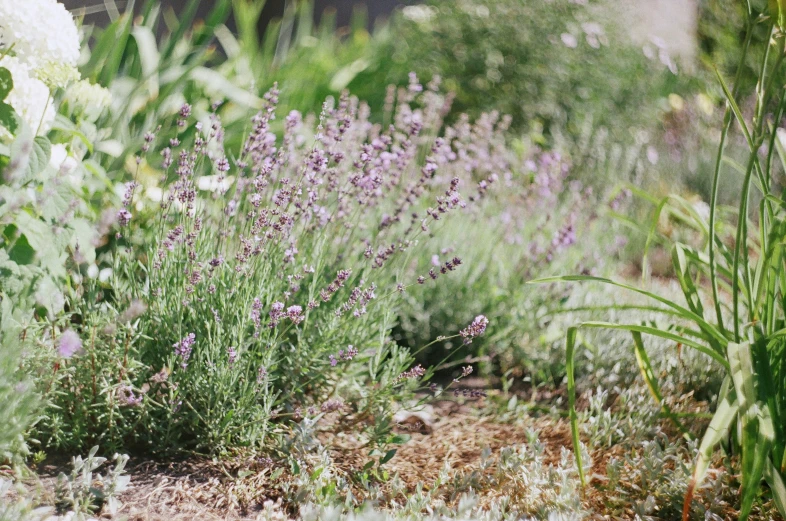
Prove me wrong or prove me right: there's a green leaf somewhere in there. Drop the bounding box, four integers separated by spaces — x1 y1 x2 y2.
576 321 729 369
728 342 771 520
631 332 691 438
528 275 728 349
764 459 786 518
189 66 263 108
0 67 12 100
565 326 585 487
380 449 397 465
683 394 739 520
6 122 51 182
131 25 161 78
0 102 18 136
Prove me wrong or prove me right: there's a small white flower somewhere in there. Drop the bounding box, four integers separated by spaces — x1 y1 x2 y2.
560 33 578 49
693 200 710 223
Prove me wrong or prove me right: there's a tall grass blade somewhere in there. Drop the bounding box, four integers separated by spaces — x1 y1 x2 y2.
564 327 585 487
682 395 739 521
631 332 691 438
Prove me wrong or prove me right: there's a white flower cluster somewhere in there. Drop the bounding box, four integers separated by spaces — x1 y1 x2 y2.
0 0 80 73
0 57 55 136
65 79 112 121
0 0 81 136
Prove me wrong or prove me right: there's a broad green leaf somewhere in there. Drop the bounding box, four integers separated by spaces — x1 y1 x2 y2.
131 25 160 78
0 102 18 136
728 341 771 520
380 449 397 465
7 124 51 182
0 67 12 100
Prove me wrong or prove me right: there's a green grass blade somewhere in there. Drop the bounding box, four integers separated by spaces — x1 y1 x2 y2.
764 459 786 518
631 332 692 438
564 326 585 487
575 321 728 368
529 275 728 348
672 245 704 318
162 0 201 60
683 395 739 521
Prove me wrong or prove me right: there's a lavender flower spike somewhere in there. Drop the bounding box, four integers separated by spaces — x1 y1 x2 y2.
459 315 489 344
58 329 82 358
173 333 196 368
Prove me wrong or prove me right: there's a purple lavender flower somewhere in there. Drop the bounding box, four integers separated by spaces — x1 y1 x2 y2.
459 315 489 344
228 346 238 365
269 301 285 327
257 366 268 383
58 330 82 358
117 209 132 227
173 333 195 368
119 385 143 406
329 345 358 367
321 398 344 413
215 157 230 172
395 364 426 383
342 345 358 361
286 305 303 324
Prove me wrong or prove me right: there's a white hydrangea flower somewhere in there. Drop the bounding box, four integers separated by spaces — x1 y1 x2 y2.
1 57 55 136
0 0 80 70
64 79 112 121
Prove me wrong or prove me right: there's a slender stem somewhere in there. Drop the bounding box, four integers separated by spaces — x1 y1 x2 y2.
708 25 754 335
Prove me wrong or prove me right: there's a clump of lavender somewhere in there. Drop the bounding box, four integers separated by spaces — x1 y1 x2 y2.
84 77 521 453
320 398 344 413
460 315 489 344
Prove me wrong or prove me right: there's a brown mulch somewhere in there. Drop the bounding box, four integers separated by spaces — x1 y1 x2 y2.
24 401 575 520
21 392 751 521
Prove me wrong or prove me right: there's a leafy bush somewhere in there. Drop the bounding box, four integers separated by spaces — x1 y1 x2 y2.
29 78 510 454
345 0 681 140
394 148 631 382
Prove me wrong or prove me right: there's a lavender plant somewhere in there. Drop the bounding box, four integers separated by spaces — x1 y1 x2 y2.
32 76 502 454
395 148 625 381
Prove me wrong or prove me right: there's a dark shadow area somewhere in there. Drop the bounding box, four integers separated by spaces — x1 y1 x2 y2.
61 0 405 32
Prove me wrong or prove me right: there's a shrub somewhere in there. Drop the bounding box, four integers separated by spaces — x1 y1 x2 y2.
347 0 681 140
29 78 507 454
